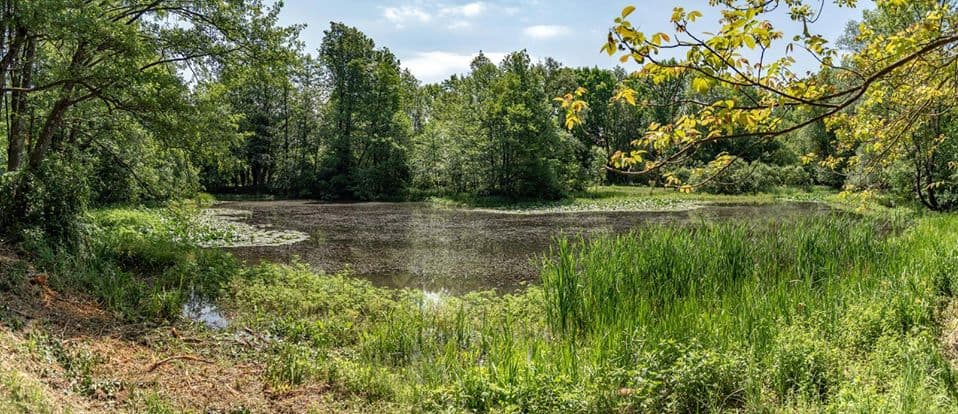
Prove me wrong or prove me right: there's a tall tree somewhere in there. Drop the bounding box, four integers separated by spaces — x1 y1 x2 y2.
317 23 411 200
483 51 574 198
0 0 288 237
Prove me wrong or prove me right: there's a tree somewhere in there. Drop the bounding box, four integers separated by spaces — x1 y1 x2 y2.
0 0 289 238
827 0 958 210
559 0 958 209
483 51 575 198
317 23 410 200
406 51 584 198
208 15 302 193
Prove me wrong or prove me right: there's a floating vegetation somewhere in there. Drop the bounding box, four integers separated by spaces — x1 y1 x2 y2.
193 208 309 248
472 198 704 214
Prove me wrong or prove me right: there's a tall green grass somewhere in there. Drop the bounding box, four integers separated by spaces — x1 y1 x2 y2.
542 219 887 345
23 207 239 322
16 201 958 412
227 215 958 412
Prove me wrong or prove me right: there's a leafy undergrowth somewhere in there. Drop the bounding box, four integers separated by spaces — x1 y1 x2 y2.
0 328 84 414
24 205 242 323
0 243 389 413
225 214 958 412
3 203 958 412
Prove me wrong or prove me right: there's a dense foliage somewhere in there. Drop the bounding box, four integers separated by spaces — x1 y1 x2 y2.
560 0 958 210
9 0 957 245
18 206 957 412
6 1 958 411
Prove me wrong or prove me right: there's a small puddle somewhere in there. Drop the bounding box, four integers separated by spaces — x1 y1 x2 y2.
181 293 229 330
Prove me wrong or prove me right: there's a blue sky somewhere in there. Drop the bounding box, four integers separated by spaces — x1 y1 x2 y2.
277 1 872 83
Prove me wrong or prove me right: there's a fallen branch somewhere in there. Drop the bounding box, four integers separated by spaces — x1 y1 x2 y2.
243 327 268 343
2 306 30 319
146 355 214 372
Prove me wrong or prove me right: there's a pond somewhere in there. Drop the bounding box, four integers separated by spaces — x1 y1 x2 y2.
209 200 837 294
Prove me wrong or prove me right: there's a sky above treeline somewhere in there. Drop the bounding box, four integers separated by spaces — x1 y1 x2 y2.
278 1 872 83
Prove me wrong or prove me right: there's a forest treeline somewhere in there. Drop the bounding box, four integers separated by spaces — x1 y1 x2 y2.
194 22 833 201
1 1 956 241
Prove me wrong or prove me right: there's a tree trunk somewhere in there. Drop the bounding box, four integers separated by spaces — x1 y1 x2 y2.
7 33 33 172
28 93 72 169
27 43 86 170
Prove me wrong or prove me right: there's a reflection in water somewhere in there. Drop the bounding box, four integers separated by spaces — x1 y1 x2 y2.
181 293 229 329
420 290 444 310
214 200 836 293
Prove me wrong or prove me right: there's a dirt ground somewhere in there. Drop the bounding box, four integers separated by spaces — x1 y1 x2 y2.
0 246 356 413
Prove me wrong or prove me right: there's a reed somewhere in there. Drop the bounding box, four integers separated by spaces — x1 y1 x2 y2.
231 215 958 412
25 204 958 412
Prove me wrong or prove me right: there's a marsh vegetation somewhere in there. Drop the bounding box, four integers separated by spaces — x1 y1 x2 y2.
4 0 958 412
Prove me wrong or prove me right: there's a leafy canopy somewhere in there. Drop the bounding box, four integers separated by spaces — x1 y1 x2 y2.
564 0 958 196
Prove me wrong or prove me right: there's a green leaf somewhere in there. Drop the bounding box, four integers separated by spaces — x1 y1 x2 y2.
692 77 710 93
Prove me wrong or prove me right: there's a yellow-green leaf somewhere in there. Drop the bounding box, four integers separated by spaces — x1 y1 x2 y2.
692 77 710 93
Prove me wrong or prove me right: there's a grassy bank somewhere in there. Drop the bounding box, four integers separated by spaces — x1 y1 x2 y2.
425 185 841 213
228 215 958 412
2 198 958 412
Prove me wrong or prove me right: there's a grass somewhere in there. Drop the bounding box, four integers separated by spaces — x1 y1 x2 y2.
5 192 958 412
0 330 71 414
0 370 60 414
22 205 240 322
222 214 958 412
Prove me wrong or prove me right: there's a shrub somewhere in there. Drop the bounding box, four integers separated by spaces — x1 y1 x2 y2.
769 327 838 403
691 161 779 194
777 164 813 187
689 161 812 194
0 156 90 244
619 342 746 413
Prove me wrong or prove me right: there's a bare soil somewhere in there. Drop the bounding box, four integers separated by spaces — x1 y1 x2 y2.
0 246 356 413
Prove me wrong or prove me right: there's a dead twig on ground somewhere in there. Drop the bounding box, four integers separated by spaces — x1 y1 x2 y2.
146 355 214 373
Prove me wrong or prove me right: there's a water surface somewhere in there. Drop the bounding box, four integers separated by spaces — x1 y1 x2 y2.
212 200 835 293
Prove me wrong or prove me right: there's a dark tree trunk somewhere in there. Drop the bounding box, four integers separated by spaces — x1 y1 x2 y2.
7 33 33 172
27 43 86 170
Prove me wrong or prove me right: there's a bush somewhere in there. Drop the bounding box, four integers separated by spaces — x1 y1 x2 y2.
689 161 775 194
89 149 139 206
690 161 812 194
769 327 838 402
619 342 746 413
0 156 90 244
777 165 813 188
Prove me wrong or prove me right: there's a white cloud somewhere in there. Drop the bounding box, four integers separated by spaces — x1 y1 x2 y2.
441 2 487 17
403 51 507 83
523 24 568 39
446 20 473 30
383 6 432 28
383 2 504 30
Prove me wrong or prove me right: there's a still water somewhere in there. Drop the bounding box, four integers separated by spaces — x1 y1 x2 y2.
211 200 835 294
